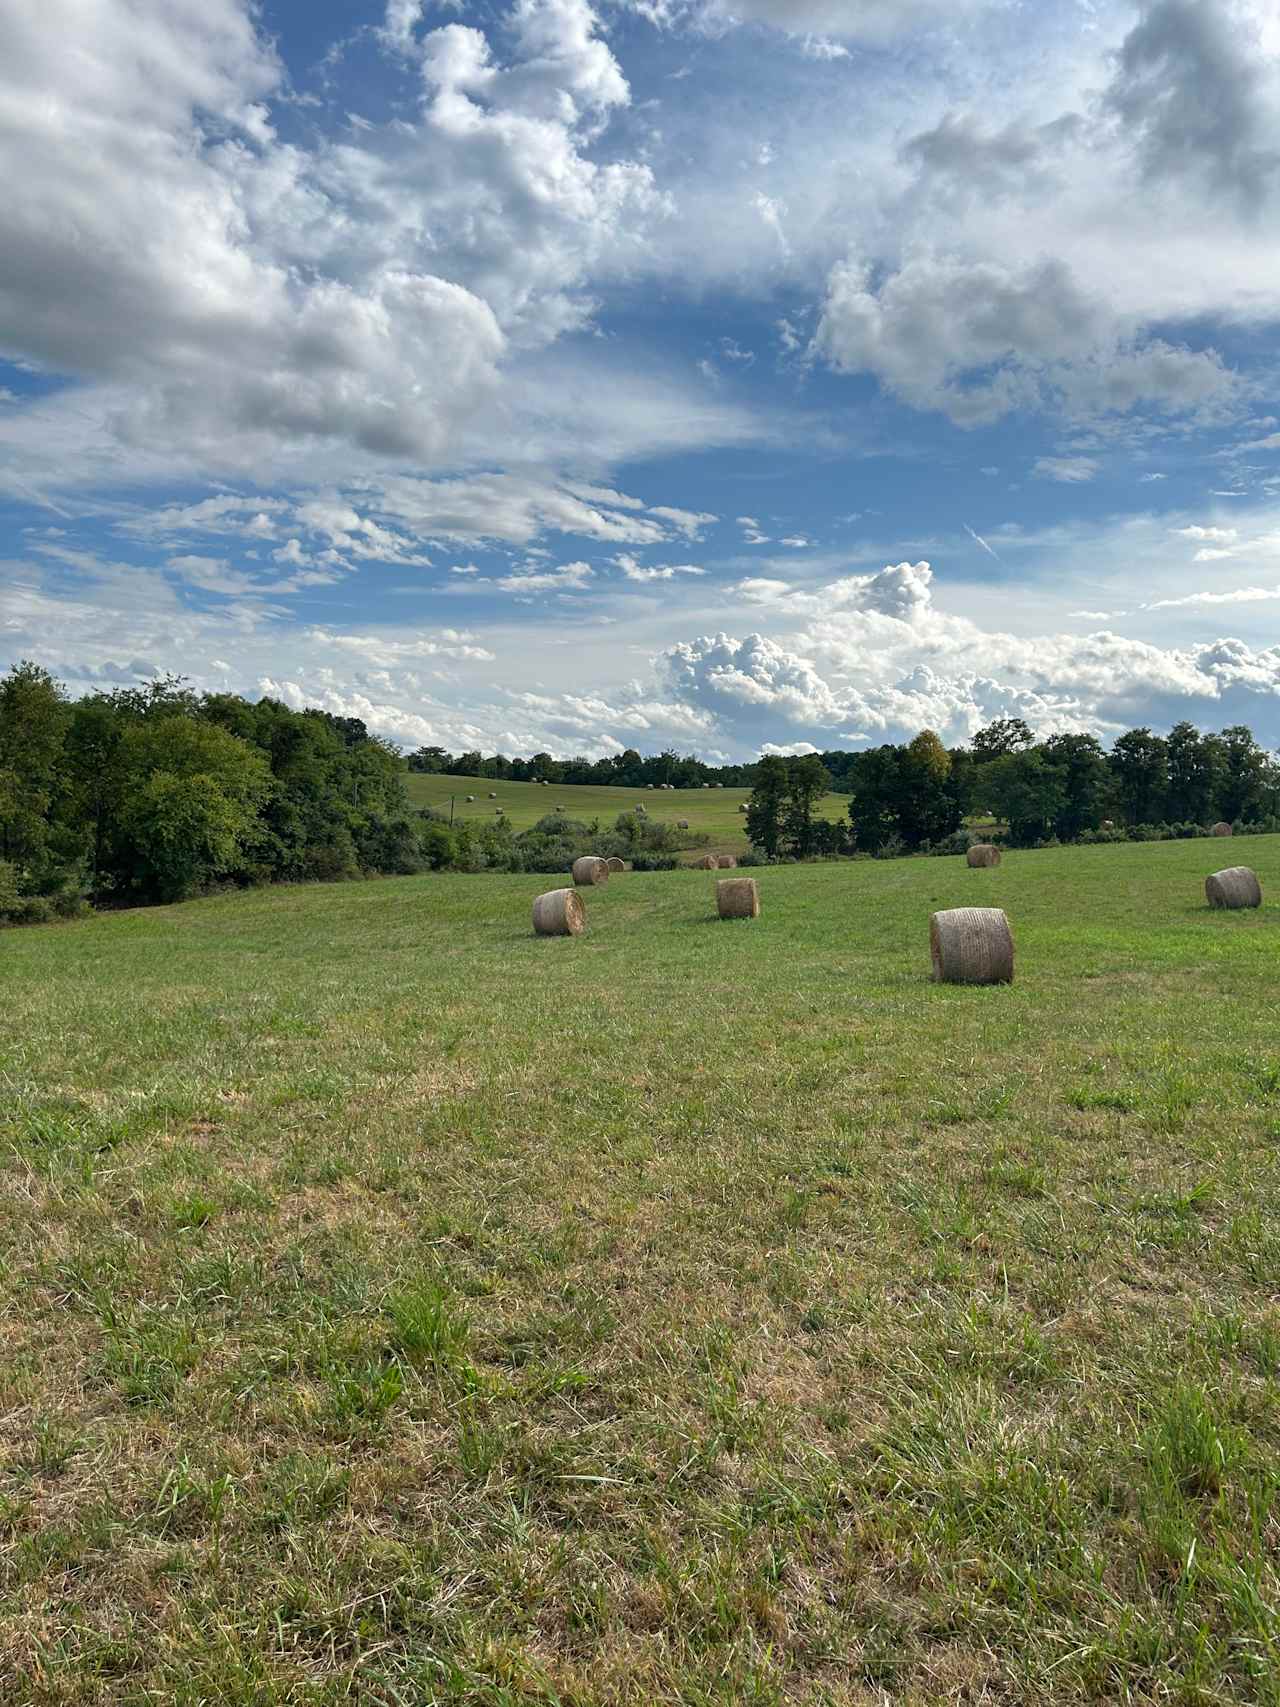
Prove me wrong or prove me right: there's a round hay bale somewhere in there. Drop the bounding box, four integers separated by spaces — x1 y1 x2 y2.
716 854 737 869
738 803 748 813
717 878 760 919
647 783 655 789
533 888 586 936
1212 820 1234 836
702 783 710 789
606 857 627 874
696 853 720 870
1206 866 1261 909
678 818 690 829
966 843 1001 868
466 794 476 802
488 791 497 798
572 855 609 887
930 907 1014 985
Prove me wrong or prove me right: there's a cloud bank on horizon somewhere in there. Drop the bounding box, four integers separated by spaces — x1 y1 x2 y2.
3 0 1280 759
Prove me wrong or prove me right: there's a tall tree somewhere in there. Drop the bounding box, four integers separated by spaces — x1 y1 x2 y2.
782 755 831 857
847 746 901 853
0 661 75 876
1109 728 1168 824
1043 732 1109 840
1216 725 1268 823
1165 721 1220 823
970 717 1035 762
894 730 960 849
986 748 1066 845
746 755 789 857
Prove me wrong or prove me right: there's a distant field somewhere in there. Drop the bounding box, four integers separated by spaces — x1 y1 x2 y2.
5 840 1280 1702
403 771 850 850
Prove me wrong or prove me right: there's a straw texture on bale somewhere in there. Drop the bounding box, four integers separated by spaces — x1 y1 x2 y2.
929 907 1014 985
966 843 1001 868
696 854 720 870
1206 866 1261 909
1212 821 1234 836
716 854 737 869
532 888 586 937
606 857 627 873
717 878 760 919
571 856 609 886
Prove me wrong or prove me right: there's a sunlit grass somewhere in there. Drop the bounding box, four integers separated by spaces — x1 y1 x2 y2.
3 838 1280 1702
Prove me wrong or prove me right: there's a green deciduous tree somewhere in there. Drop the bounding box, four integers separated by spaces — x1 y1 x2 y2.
1216 725 1268 823
1165 721 1221 824
895 730 961 849
985 748 1067 845
782 755 832 857
746 755 789 858
108 717 273 900
971 717 1035 762
1043 732 1109 840
1109 728 1168 825
0 661 78 883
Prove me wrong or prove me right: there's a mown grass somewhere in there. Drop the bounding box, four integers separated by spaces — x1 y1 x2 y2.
403 771 850 851
3 839 1280 1703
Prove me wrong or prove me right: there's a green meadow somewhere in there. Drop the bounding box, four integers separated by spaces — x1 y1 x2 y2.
4 838 1280 1703
403 772 850 852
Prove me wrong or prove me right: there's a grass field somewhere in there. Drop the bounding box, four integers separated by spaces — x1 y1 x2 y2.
402 772 850 852
5 841 1280 1703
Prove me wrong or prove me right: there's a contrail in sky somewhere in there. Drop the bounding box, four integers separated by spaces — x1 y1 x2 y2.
964 523 1001 561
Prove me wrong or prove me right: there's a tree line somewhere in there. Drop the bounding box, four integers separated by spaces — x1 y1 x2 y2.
746 719 1280 861
0 662 436 920
407 744 754 789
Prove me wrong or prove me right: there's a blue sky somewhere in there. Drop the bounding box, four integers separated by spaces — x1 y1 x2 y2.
3 0 1280 760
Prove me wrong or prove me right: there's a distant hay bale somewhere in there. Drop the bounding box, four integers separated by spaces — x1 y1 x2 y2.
716 854 737 869
488 791 497 798
533 888 586 936
1206 866 1261 909
738 803 748 813
716 783 725 788
647 783 655 789
930 907 1014 985
702 783 710 789
572 855 609 886
966 843 1001 868
606 857 627 873
1212 820 1234 837
717 878 760 919
466 794 476 802
495 807 504 815
696 854 720 870
678 818 690 829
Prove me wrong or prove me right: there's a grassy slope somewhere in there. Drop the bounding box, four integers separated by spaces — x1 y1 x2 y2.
4 841 1280 1704
403 772 849 851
